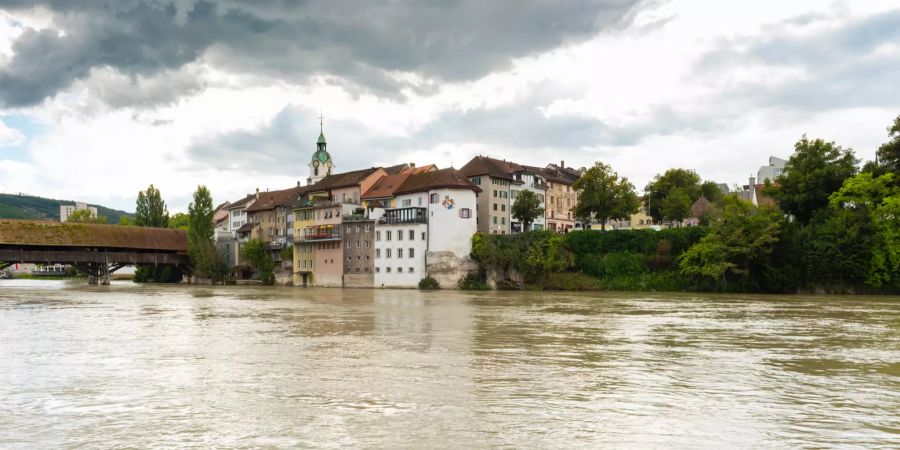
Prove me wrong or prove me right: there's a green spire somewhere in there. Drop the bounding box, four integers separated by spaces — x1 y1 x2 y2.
317 113 326 144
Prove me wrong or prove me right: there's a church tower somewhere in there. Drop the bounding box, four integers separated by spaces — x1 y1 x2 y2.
307 115 334 186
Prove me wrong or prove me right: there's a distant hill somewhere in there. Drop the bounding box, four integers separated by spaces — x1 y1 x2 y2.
0 193 134 224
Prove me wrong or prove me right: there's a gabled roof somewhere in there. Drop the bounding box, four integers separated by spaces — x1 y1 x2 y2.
459 156 523 180
540 163 582 185
245 185 309 212
394 168 482 195
690 195 713 218
226 193 257 210
307 167 382 192
361 173 411 199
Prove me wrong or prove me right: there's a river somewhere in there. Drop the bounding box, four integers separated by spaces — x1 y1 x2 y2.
1 280 898 448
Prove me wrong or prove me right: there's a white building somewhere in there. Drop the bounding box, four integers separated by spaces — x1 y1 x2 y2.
509 168 548 233
373 168 480 288
59 202 98 222
757 156 788 184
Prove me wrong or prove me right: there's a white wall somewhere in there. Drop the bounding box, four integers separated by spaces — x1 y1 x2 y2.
421 188 477 258
373 222 427 288
510 173 546 231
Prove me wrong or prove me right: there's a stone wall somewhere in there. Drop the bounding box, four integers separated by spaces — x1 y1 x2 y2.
344 273 374 288
425 251 478 289
315 273 343 288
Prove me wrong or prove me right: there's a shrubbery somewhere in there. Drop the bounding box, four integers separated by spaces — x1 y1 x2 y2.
418 276 440 290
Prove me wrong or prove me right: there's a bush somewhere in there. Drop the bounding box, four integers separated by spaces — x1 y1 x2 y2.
418 276 440 290
458 271 490 290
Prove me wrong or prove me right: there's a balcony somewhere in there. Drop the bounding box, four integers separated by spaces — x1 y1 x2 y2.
377 207 427 225
298 225 342 242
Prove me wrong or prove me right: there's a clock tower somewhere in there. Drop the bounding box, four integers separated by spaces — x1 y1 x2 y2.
307 115 333 186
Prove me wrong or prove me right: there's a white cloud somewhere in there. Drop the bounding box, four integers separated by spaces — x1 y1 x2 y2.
0 118 23 146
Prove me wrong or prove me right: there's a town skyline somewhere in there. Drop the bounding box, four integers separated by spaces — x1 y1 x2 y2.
1 1 898 212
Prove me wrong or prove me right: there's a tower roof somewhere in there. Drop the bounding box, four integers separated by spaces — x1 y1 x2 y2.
317 131 327 145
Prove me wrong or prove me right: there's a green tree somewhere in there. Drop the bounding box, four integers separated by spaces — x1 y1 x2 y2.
169 212 190 230
678 197 783 290
511 190 542 232
700 181 724 204
67 209 108 224
134 184 169 228
574 162 639 230
520 233 573 284
118 216 135 226
241 238 275 284
644 168 702 223
187 185 228 282
829 172 900 288
768 136 858 225
875 114 900 174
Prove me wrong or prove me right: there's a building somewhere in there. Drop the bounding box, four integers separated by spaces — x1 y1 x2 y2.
221 194 257 267
373 168 480 288
292 167 387 287
460 156 547 235
59 202 98 222
307 118 335 186
244 185 308 283
757 156 787 184
530 161 582 233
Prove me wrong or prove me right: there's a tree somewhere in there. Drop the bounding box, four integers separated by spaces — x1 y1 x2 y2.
241 238 275 284
875 114 900 174
574 162 639 230
118 216 135 226
135 184 169 228
187 185 227 282
768 136 858 225
67 209 108 224
700 181 724 204
169 213 190 230
678 196 783 290
511 190 542 232
644 168 702 223
829 172 900 288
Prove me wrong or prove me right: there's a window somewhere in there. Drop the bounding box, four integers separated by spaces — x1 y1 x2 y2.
418 197 423 206
493 216 497 224
421 232 426 240
459 208 472 219
409 248 414 258
376 249 381 258
376 231 381 241
398 248 403 258
493 203 497 211
409 267 414 273
430 193 440 203
408 230 414 240
398 267 403 273
386 249 392 258
364 225 369 232
501 204 506 212
502 217 506 225
511 190 517 199
346 241 351 248
398 231 403 241
387 231 392 241
376 267 380 273
473 177 481 185
402 199 412 207
356 240 360 248
493 190 497 197
365 240 370 248
386 267 391 273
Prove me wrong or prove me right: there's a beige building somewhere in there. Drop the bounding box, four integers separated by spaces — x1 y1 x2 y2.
59 202 98 222
532 162 581 233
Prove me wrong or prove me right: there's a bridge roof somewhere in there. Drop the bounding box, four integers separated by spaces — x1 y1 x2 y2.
0 220 187 252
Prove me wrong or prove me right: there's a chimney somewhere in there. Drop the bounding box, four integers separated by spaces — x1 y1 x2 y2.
297 180 301 187
256 187 260 200
560 160 565 168
749 176 756 187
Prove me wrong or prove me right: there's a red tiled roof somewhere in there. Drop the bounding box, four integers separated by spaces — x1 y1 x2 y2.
361 174 411 199
245 185 309 212
459 156 523 180
307 167 382 192
394 168 482 195
226 194 257 210
236 222 256 233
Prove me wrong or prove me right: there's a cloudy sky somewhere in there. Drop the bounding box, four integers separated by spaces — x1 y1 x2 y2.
0 0 898 212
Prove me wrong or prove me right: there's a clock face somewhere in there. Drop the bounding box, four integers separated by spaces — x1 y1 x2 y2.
312 160 320 168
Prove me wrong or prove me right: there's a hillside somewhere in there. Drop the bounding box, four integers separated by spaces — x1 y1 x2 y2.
0 193 134 224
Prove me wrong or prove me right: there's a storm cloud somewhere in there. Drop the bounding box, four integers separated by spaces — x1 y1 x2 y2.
0 0 640 107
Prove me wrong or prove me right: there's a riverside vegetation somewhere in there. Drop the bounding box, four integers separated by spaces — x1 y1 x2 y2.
465 116 900 295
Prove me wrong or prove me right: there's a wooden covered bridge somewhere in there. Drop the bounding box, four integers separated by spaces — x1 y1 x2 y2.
0 220 189 284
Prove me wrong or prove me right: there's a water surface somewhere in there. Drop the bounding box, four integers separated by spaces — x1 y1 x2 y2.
1 280 898 448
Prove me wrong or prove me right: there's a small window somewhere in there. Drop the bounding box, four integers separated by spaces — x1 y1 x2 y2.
409 267 414 273
356 240 360 248
408 230 414 240
493 203 497 211
386 267 391 273
346 241 351 248
430 193 440 204
421 232 426 240
409 248 414 258
398 248 404 258
402 199 412 207
398 231 403 241
376 249 381 258
398 267 403 273
376 267 380 273
459 208 472 219
386 249 392 258
387 231 392 241
501 217 506 225
365 240 370 248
